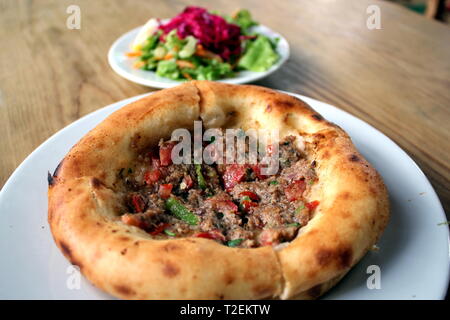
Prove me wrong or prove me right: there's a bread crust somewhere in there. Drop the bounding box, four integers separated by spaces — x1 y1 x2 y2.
48 81 389 300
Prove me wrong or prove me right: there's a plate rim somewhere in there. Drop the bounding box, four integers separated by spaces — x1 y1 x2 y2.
0 91 448 299
107 24 290 88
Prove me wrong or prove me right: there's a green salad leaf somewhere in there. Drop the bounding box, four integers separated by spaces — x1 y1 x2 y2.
179 36 197 58
164 30 185 56
232 9 258 31
156 59 179 80
184 59 233 80
238 35 279 72
142 31 161 52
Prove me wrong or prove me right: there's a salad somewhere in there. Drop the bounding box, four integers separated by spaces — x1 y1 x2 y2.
126 6 280 81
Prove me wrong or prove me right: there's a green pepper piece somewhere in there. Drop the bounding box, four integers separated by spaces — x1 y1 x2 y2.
164 229 176 237
295 204 305 214
286 223 301 227
195 164 207 190
165 197 198 226
227 238 244 247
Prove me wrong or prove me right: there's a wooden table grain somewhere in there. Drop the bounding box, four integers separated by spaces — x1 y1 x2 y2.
0 0 449 217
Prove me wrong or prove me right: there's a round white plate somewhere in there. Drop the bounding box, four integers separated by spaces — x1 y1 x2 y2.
0 92 448 299
108 24 290 88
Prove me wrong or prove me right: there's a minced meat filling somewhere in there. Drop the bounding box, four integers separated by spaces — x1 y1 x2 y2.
117 133 318 248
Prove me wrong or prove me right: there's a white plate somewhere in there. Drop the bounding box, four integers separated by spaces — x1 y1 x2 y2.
108 24 290 88
0 92 448 299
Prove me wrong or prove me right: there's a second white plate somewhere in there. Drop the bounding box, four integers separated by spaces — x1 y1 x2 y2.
108 24 290 88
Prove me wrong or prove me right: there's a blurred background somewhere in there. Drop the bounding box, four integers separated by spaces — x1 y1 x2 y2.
389 0 450 21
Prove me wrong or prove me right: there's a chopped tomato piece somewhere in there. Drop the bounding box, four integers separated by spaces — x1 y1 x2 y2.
131 194 145 213
284 179 306 201
251 164 267 180
181 175 194 189
241 200 258 211
217 200 238 214
260 239 272 247
205 196 238 215
121 214 146 228
223 164 247 191
306 200 320 210
258 229 280 247
144 169 161 185
160 142 176 166
158 184 173 199
239 191 259 201
194 230 226 241
151 157 161 169
149 223 170 236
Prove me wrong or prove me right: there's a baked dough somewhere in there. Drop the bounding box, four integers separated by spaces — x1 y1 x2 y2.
48 81 389 299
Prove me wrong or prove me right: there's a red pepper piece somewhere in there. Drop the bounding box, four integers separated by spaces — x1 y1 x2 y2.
306 200 320 211
239 191 259 201
149 223 170 236
194 230 226 241
251 164 267 180
131 194 145 213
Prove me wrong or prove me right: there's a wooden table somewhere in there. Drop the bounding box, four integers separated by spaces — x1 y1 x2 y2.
0 0 449 217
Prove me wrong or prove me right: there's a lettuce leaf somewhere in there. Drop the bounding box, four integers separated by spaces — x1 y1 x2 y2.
232 9 258 31
156 60 180 79
238 35 279 72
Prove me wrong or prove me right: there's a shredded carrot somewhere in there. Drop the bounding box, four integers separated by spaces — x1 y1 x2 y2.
163 53 174 60
194 44 223 62
125 51 142 58
182 72 193 80
133 61 145 69
176 60 196 69
195 44 206 56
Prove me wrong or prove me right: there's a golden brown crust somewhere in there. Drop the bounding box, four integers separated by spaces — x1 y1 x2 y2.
48 81 389 300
